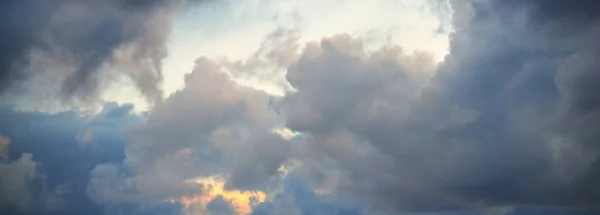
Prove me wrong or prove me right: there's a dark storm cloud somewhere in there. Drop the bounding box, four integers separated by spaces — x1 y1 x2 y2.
500 0 600 28
0 0 52 92
277 0 600 213
0 0 204 105
440 0 600 207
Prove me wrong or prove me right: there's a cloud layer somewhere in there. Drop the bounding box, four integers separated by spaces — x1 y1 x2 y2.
2 0 600 215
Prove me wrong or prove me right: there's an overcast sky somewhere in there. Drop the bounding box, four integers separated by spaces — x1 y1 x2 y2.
1 0 600 215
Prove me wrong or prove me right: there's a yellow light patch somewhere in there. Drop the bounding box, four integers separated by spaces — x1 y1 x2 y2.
271 127 300 140
177 176 267 215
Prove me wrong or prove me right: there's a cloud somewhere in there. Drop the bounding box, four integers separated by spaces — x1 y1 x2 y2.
0 102 139 214
0 136 35 211
205 195 237 215
0 150 37 211
38 183 72 211
274 0 600 213
500 0 600 29
85 1 600 212
0 135 68 213
180 176 267 215
77 128 95 148
4 0 600 214
87 57 290 214
251 174 361 215
218 27 301 96
0 0 209 110
0 135 9 162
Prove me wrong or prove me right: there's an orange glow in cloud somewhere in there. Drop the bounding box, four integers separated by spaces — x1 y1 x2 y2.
176 176 267 215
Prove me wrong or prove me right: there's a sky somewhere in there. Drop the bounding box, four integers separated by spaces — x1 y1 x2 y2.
1 0 600 215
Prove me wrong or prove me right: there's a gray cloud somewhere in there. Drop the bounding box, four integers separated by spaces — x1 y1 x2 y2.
0 154 37 211
205 195 237 215
225 132 290 191
180 195 237 215
87 162 205 205
73 0 600 214
277 0 600 212
0 135 72 213
77 128 95 148
88 57 289 208
500 0 600 29
0 135 38 211
0 0 207 107
251 174 362 215
0 135 8 162
0 102 142 215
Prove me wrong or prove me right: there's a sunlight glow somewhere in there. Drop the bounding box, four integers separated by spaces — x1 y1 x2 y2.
175 176 267 215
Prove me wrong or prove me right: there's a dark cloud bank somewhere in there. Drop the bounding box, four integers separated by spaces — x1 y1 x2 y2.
2 0 600 215
279 0 600 213
0 0 202 107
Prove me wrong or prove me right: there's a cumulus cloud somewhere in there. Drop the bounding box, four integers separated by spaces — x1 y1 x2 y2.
0 160 36 211
274 0 600 213
1 0 595 214
0 0 209 110
251 174 361 215
86 0 600 213
0 150 37 211
204 195 237 215
0 102 140 214
0 135 58 212
87 57 290 213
